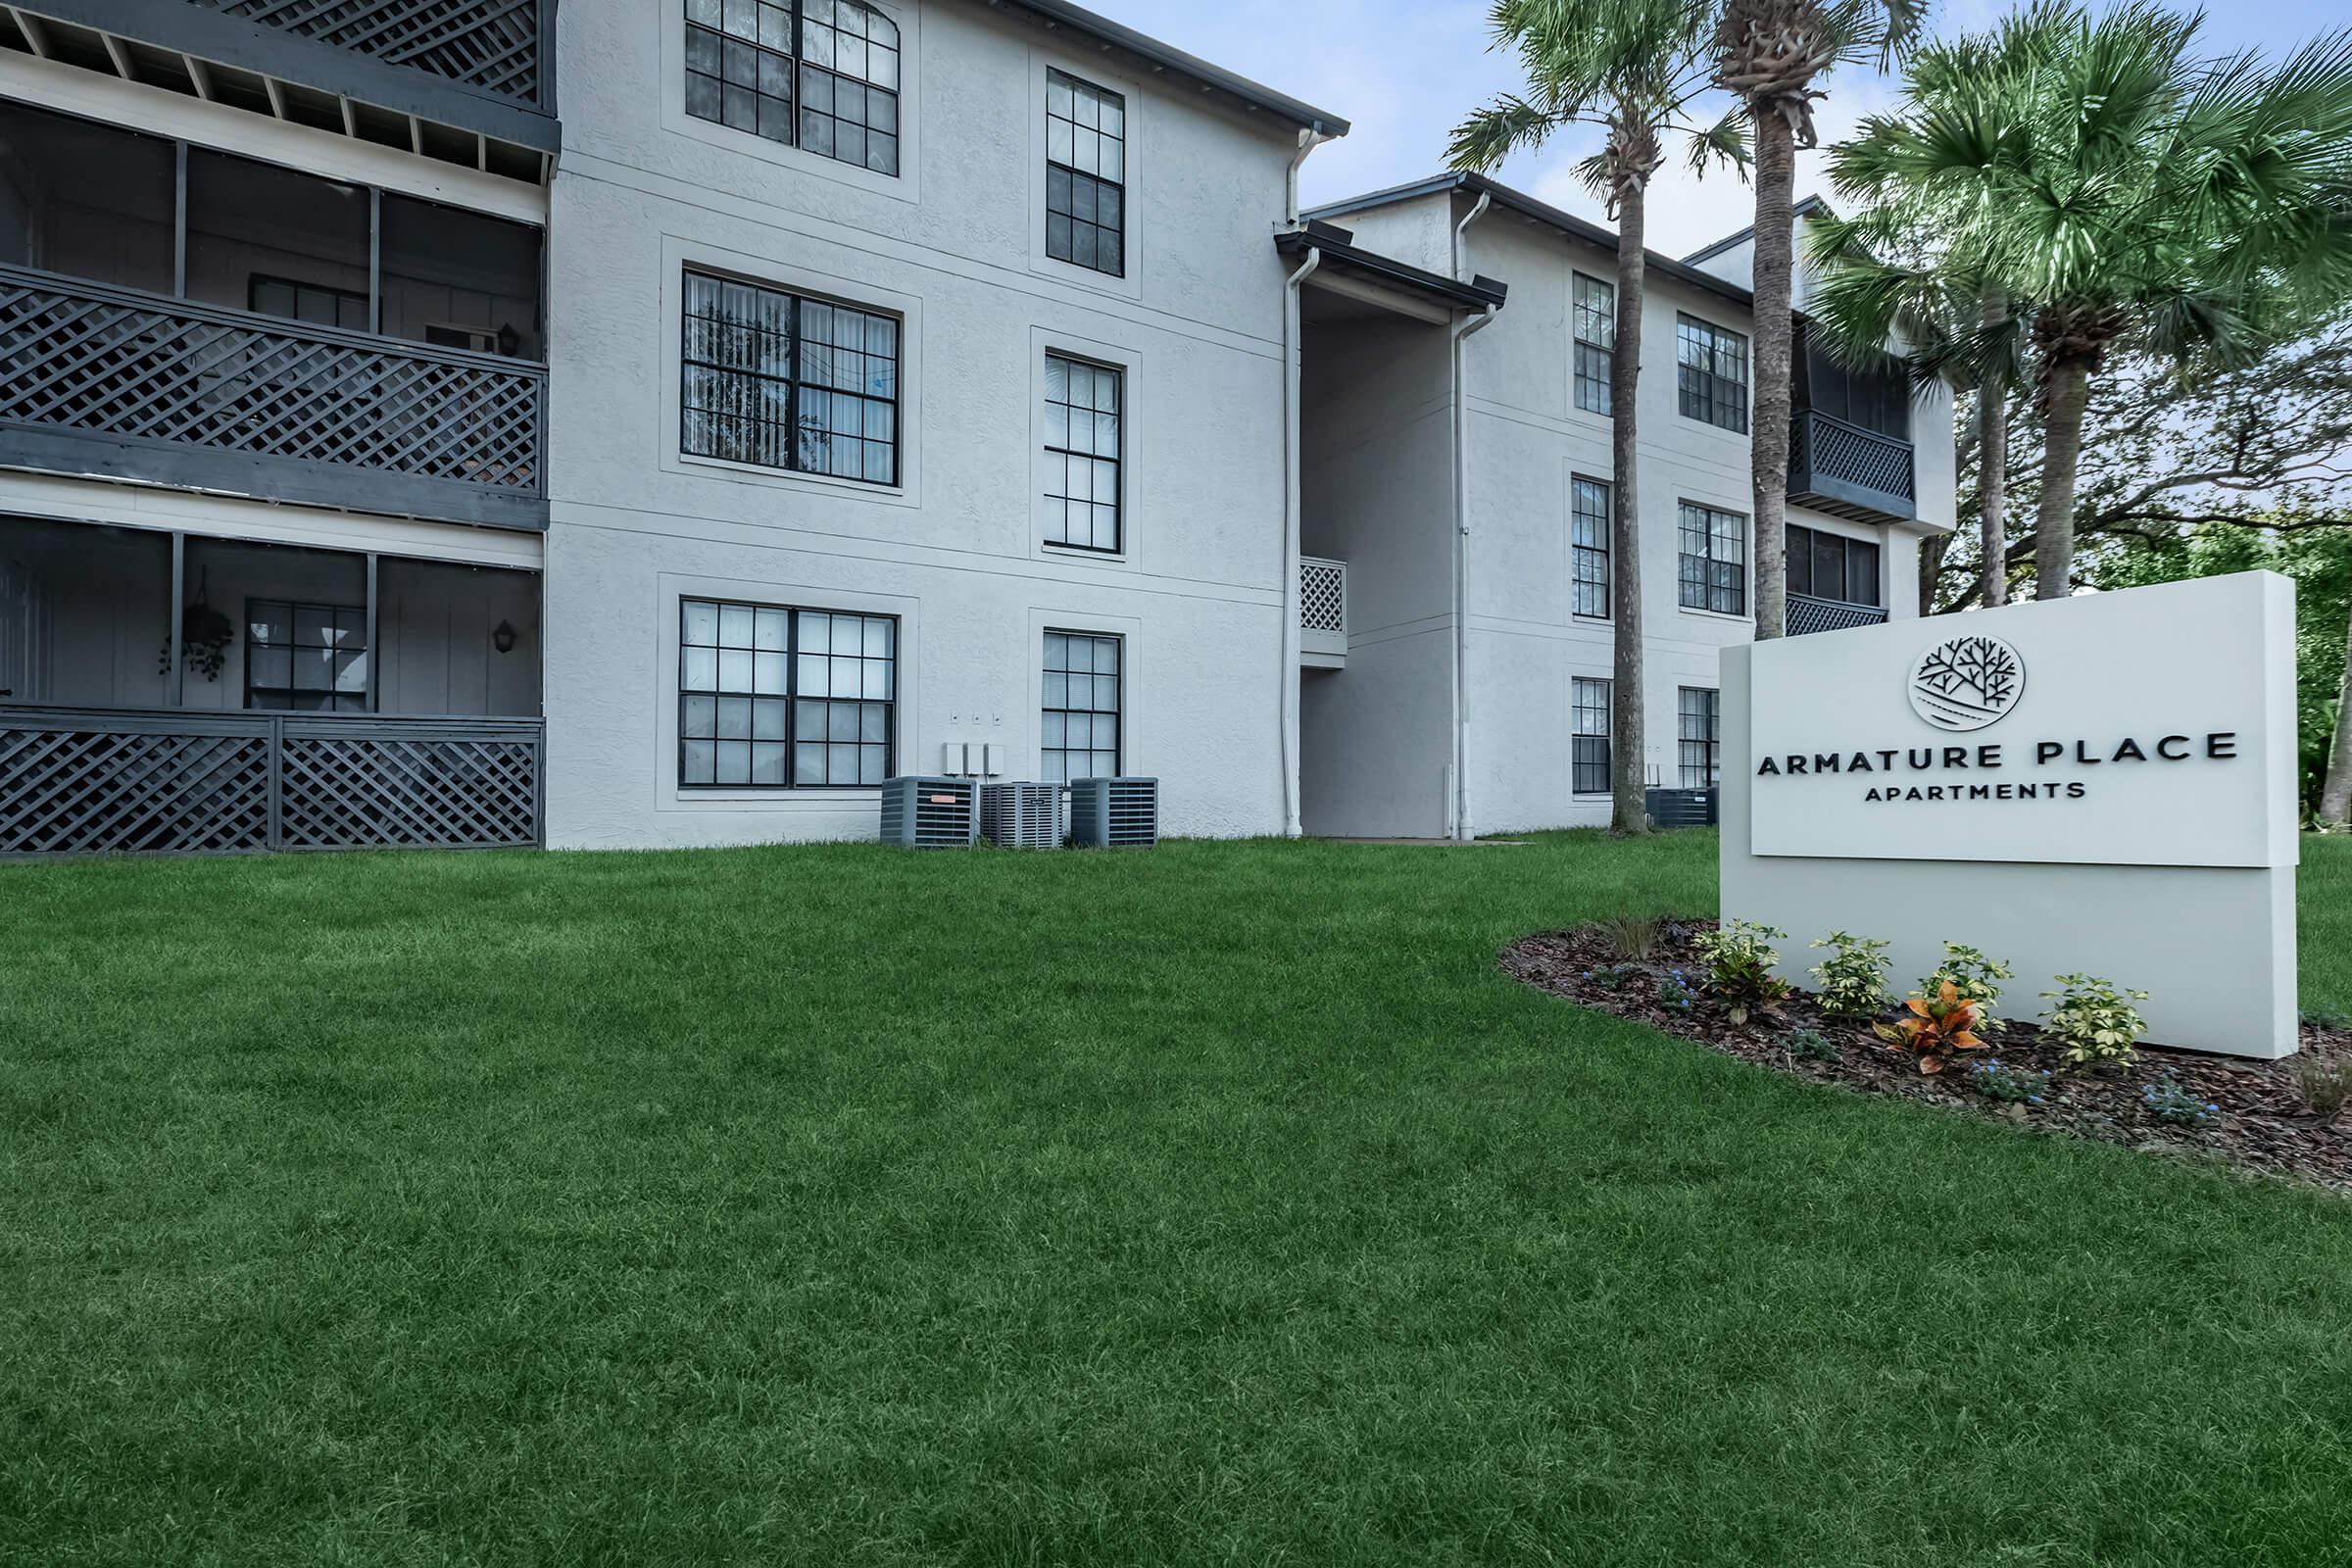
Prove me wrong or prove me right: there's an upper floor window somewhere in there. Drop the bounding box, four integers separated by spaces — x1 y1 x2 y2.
1788 523 1883 608
1677 315 1748 433
1047 70 1125 276
1570 474 1610 619
1572 272 1614 416
1572 677 1610 796
1677 501 1747 615
1044 354 1122 552
685 0 902 176
678 597 896 787
681 270 901 485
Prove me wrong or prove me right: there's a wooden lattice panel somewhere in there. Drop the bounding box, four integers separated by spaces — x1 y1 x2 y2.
1299 558 1346 634
0 270 543 491
1793 412 1916 504
1787 595 1892 638
279 734 539 849
195 0 545 103
0 724 270 854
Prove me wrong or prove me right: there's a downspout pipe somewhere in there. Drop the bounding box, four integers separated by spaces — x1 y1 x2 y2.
1278 125 1330 840
1447 188 1492 842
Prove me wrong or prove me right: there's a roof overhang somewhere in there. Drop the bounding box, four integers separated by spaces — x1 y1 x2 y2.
978 0 1347 136
1276 220 1506 323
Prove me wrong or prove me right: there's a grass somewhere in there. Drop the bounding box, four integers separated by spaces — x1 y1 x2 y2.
3 830 2351 1565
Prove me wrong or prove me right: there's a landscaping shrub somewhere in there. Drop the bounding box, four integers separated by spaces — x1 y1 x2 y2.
1968 1058 2050 1105
2292 1054 2352 1124
2041 974 2150 1070
1874 981 1986 1075
1784 1027 1840 1064
1691 920 1792 1025
1922 943 2017 1034
1808 931 1892 1020
1597 912 1664 962
2141 1077 2221 1128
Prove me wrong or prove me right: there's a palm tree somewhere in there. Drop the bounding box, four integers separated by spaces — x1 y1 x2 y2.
1713 0 1924 637
1450 0 1743 834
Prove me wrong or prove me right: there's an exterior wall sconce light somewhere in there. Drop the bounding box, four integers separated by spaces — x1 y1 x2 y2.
492 619 518 655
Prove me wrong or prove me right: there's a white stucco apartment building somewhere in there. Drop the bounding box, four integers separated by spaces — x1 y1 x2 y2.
0 0 1948 857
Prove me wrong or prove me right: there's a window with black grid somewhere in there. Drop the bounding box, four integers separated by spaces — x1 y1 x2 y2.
684 0 901 175
1679 687 1720 789
678 597 895 788
1677 501 1747 615
681 270 900 485
1572 676 1610 796
1044 353 1121 552
1570 474 1610 619
1677 315 1749 432
246 599 366 711
1572 272 1614 416
1042 631 1120 785
1787 522 1883 608
1047 70 1125 277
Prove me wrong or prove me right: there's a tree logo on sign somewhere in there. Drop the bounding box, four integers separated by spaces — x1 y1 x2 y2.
1907 634 2027 732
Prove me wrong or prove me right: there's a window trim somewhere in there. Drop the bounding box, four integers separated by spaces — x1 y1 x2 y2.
1041 628 1124 785
1044 67 1127 279
1571 675 1612 797
1676 499 1750 618
675 594 899 791
1571 270 1614 417
1040 350 1124 556
1678 686 1721 790
1028 51 1144 298
1676 313 1750 434
682 0 905 178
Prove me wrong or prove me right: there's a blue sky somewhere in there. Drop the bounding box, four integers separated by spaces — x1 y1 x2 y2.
1101 0 2345 258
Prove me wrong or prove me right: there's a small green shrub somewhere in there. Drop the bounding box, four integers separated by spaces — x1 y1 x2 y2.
1809 931 1892 1020
1584 963 1638 991
2141 1078 2220 1128
2292 1054 2352 1124
1656 970 1696 1014
2304 1006 2352 1033
1692 920 1793 1025
2041 974 2150 1070
1596 912 1664 962
1785 1027 1841 1064
1923 943 2017 1033
1967 1058 2050 1105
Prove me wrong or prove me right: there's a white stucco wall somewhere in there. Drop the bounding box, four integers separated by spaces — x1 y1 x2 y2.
542 0 1306 848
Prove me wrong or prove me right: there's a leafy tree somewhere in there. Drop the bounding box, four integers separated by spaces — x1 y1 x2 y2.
1711 0 1924 638
1451 0 1743 833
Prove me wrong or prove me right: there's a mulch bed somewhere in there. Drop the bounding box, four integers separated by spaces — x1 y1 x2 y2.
1503 919 2352 1194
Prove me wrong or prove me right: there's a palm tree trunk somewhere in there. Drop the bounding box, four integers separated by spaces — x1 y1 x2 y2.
1748 113 1796 639
2034 355 2091 600
1610 184 1649 835
1978 297 2009 609
2319 612 2352 827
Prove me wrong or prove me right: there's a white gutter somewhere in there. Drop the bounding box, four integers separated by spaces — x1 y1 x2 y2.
1277 126 1330 840
1447 189 1492 842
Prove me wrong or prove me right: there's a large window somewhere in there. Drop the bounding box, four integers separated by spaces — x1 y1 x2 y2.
681 270 901 485
1047 70 1125 277
246 599 366 711
1044 354 1122 552
1572 272 1614 416
678 598 895 788
684 0 902 175
1042 631 1121 784
1677 315 1749 433
1679 687 1720 789
1570 474 1610 620
1788 523 1883 608
1572 676 1610 796
1678 502 1747 616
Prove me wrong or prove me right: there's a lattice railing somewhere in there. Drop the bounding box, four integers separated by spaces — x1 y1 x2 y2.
1788 593 1891 637
0 708 541 856
0 267 544 496
190 0 546 105
1789 410 1915 509
1300 557 1347 634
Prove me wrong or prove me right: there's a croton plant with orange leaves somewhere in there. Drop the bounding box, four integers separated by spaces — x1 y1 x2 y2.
1873 981 1987 1075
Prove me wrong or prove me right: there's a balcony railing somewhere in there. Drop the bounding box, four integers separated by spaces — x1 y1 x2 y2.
190 0 550 107
0 266 547 531
1788 409 1916 525
1788 593 1891 637
1300 556 1347 666
0 706 544 855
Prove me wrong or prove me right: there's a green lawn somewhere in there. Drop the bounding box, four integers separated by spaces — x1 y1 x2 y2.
4 832 2352 1565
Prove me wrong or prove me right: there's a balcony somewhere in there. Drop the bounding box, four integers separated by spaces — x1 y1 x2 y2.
1788 593 1891 637
1300 556 1347 667
0 267 547 530
1788 409 1916 526
4 0 557 177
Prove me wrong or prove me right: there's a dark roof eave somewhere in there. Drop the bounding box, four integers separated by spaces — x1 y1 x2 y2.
979 0 1348 135
1304 172 1755 310
1275 223 1508 314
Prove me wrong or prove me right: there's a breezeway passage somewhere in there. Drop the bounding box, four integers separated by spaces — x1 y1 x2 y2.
5 832 2351 1563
